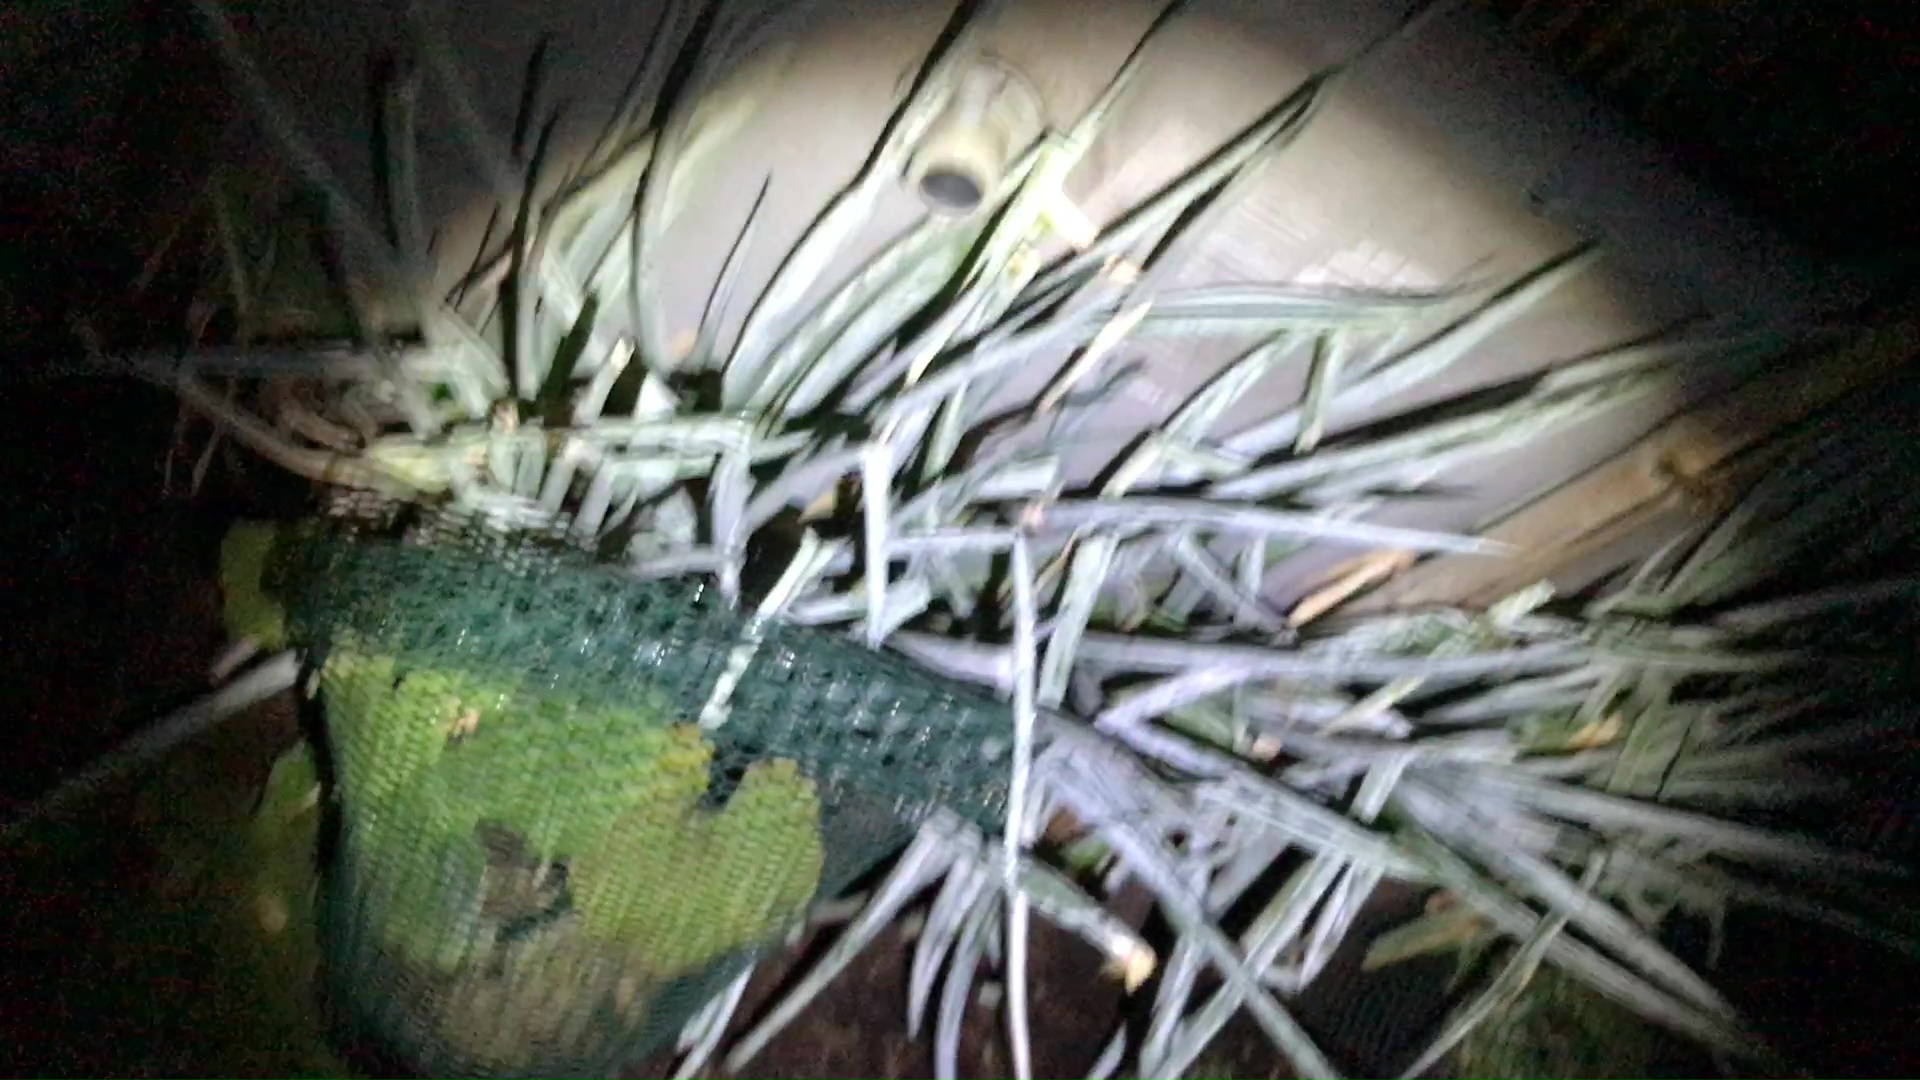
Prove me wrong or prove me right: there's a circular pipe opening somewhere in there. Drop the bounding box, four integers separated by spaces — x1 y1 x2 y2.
906 57 1042 217
918 168 987 214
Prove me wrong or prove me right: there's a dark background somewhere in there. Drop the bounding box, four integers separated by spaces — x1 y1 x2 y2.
1480 0 1919 280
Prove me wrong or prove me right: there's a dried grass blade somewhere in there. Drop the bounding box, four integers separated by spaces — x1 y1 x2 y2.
1401 830 1761 1059
672 966 753 1080
1441 766 1897 872
1037 497 1508 555
724 830 955 1072
1295 332 1344 454
934 893 1001 1080
1225 245 1601 458
1397 777 1736 1018
909 864 992 1038
1077 803 1342 1078
1395 856 1607 1079
687 176 770 371
726 0 1006 400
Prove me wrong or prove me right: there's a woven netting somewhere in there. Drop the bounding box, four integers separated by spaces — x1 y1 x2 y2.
261 502 1015 1077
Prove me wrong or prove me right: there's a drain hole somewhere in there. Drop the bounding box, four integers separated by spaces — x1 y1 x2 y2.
919 169 985 214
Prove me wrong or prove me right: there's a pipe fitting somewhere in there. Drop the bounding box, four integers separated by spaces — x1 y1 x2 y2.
906 56 1043 216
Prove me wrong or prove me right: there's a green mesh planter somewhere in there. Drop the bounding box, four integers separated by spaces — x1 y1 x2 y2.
255 508 1015 1077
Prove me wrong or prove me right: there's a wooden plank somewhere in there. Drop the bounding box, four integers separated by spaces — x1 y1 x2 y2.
1347 315 1920 611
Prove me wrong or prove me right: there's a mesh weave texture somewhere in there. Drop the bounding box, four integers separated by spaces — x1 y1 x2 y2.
263 504 1014 1077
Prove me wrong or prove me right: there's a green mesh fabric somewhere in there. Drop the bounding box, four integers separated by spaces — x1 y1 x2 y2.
263 503 1014 1078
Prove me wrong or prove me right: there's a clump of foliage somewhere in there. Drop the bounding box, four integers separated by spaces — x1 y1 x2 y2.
66 0 1914 1075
